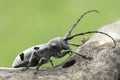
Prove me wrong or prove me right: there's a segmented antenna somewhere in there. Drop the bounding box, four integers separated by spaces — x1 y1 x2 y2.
64 10 116 48
68 10 99 35
66 31 116 48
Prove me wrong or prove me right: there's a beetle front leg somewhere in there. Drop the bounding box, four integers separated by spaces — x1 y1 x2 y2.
69 50 93 60
53 50 70 58
69 43 82 47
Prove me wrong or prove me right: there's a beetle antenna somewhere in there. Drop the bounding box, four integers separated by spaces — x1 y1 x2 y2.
65 31 116 48
65 10 99 37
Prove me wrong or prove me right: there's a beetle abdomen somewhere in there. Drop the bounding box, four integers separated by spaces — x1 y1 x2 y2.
13 58 38 68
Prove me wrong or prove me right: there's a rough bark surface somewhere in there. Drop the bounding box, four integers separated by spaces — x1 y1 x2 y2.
1 20 120 80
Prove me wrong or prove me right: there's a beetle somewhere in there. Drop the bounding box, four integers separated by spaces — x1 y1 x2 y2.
12 10 116 72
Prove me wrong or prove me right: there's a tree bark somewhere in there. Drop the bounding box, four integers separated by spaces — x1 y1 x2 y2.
0 20 120 80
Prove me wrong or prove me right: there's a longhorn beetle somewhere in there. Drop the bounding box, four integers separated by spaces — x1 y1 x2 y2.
12 10 116 73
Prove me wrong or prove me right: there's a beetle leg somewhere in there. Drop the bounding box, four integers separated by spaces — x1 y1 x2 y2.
49 59 54 66
35 57 46 71
33 52 46 70
34 57 47 74
25 52 37 69
34 58 53 74
69 43 82 47
69 50 93 60
53 50 70 58
21 52 38 71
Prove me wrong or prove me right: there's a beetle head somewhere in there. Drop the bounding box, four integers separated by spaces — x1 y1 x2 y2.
48 37 70 51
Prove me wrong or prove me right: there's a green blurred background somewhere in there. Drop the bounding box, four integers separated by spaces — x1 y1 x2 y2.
0 0 120 67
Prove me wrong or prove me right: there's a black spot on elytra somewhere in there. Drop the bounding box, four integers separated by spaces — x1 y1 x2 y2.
34 47 40 50
20 53 24 61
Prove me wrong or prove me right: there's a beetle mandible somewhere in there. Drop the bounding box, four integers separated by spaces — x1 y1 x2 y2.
12 10 116 72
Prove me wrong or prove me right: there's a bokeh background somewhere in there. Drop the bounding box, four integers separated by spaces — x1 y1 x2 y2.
0 0 120 67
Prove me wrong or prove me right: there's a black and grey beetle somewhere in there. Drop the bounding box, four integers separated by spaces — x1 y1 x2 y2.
12 10 116 72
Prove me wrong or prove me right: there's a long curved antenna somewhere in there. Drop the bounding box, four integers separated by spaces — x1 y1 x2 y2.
68 10 99 35
65 31 116 48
